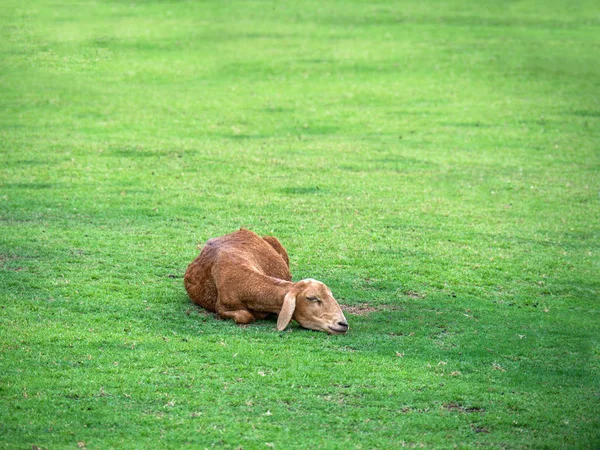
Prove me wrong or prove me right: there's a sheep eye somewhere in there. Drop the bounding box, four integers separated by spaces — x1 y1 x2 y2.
306 296 320 302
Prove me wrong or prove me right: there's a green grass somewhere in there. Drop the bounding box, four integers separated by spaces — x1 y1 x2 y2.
1 0 599 448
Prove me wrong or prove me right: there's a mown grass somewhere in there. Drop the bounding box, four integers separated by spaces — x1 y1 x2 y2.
1 0 599 448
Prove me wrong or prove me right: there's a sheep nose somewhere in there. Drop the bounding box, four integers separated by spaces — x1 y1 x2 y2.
337 321 349 329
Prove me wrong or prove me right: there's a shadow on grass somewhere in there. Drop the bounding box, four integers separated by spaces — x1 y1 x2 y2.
4 182 55 189
279 186 325 195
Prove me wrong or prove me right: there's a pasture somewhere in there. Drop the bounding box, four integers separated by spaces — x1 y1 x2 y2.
1 0 599 448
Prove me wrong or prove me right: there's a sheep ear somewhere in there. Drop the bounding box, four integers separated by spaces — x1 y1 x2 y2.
277 291 296 331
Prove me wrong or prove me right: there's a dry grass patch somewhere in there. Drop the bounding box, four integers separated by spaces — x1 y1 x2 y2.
341 303 380 316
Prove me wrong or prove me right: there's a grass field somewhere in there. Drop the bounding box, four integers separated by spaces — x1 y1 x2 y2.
1 0 599 448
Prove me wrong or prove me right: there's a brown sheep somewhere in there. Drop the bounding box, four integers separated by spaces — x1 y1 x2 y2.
184 228 349 334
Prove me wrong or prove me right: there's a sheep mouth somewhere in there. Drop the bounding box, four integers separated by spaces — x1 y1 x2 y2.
328 326 349 334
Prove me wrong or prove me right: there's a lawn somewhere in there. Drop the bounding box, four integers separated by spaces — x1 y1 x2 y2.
1 0 599 448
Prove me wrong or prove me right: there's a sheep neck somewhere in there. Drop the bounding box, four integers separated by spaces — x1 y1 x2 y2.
246 277 293 314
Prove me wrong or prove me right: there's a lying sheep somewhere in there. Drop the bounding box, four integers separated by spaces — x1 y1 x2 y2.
184 228 349 334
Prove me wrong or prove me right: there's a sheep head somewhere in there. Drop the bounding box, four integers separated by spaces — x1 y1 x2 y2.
277 279 349 334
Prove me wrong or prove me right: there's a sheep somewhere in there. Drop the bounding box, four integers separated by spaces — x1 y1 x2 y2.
184 228 349 334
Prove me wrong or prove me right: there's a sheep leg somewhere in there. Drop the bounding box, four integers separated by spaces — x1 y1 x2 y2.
216 307 256 324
